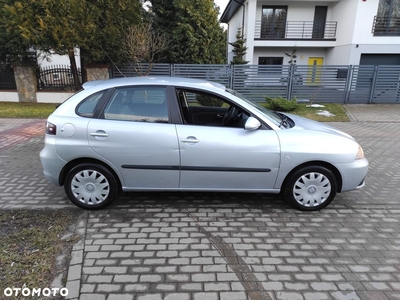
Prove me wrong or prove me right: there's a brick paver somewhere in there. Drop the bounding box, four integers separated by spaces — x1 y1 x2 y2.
1 104 400 300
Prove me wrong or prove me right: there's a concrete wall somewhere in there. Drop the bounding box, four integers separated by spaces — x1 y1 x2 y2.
0 91 74 103
0 64 108 104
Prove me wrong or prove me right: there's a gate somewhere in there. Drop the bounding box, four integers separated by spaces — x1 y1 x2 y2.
0 65 17 90
371 66 400 103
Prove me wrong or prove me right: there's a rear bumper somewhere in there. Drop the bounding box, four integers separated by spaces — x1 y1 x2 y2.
39 137 66 186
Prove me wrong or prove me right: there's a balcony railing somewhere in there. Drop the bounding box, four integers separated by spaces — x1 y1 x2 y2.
254 20 337 40
372 16 400 36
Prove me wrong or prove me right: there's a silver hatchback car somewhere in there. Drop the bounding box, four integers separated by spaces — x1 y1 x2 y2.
40 77 368 211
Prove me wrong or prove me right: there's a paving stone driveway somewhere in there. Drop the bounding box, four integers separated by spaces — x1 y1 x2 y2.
0 105 400 300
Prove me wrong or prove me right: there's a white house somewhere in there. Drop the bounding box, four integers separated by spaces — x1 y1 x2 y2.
37 48 81 68
220 0 400 66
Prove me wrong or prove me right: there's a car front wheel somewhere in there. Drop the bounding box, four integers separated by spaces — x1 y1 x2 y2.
64 163 119 210
283 166 337 211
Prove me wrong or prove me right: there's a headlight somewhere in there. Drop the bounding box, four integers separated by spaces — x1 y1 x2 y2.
356 146 364 160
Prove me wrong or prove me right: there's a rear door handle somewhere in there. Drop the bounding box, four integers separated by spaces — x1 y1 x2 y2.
90 131 109 138
181 136 199 144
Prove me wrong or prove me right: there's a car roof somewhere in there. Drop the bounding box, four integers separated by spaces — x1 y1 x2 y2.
82 76 227 92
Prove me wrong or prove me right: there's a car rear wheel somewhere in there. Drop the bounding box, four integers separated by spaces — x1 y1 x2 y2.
283 166 337 211
64 163 119 210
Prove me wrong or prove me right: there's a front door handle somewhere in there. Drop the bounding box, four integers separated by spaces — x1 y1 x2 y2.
181 136 199 144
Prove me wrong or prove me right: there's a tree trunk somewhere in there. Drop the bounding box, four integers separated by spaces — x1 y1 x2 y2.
68 49 81 90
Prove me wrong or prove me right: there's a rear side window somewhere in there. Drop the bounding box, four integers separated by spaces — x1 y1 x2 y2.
76 91 105 117
103 86 169 123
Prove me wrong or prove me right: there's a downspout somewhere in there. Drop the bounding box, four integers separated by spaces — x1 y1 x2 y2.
232 0 246 39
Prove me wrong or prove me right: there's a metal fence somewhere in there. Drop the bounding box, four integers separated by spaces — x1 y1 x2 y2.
0 65 17 90
37 65 82 90
1 63 399 103
113 63 400 104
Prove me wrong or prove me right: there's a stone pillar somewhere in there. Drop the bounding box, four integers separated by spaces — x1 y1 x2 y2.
85 64 110 81
13 65 37 103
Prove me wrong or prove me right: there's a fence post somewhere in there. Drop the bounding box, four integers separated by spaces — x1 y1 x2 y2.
13 64 37 102
86 63 109 81
343 65 353 104
368 65 379 104
229 65 234 89
286 65 294 99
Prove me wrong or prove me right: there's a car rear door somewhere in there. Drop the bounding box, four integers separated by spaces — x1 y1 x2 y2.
87 86 180 189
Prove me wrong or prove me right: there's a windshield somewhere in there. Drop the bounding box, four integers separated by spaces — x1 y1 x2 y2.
226 88 282 126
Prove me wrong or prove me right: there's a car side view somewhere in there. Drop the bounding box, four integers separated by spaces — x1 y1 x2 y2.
40 77 368 211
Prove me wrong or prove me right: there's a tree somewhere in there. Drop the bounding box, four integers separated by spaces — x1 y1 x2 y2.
0 0 37 64
0 0 143 87
148 0 226 64
285 46 297 65
123 21 169 76
82 0 143 65
228 27 248 64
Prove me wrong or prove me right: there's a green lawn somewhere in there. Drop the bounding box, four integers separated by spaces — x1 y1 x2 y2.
282 103 350 122
0 102 58 119
0 210 80 295
0 101 350 122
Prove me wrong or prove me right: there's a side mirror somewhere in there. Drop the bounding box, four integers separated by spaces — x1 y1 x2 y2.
244 117 261 131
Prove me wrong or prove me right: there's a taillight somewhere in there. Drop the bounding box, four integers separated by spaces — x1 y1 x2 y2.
46 122 57 135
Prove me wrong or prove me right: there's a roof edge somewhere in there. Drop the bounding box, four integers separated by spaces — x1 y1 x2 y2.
220 0 245 23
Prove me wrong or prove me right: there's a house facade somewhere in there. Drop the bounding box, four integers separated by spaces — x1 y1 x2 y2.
220 0 400 66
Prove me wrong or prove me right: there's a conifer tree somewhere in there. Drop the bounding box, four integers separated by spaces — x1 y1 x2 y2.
149 0 226 64
229 27 249 65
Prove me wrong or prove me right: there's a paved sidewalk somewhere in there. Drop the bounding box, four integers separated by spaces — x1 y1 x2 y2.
1 104 400 300
343 104 400 123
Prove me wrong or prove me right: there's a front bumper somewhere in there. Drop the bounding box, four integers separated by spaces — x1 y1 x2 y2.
339 157 369 192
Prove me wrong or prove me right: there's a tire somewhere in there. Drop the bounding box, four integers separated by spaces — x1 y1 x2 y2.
283 166 337 211
64 163 119 210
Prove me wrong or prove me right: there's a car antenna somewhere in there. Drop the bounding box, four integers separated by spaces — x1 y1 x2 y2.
100 45 126 78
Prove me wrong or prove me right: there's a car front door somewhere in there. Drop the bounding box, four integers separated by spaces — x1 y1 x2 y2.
174 89 281 191
87 86 180 189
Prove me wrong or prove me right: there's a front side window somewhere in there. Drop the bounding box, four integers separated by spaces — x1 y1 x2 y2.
177 89 249 128
226 88 282 127
104 86 169 123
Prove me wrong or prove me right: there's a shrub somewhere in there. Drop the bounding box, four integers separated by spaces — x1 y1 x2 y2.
196 94 223 107
265 96 298 112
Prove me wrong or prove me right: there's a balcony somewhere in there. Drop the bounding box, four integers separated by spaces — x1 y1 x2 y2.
372 16 400 36
254 20 337 40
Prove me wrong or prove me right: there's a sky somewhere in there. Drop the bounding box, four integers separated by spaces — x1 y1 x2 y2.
214 0 229 16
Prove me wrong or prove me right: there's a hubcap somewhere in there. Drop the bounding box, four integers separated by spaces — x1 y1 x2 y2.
293 172 331 207
86 183 95 192
307 186 317 194
71 170 110 205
